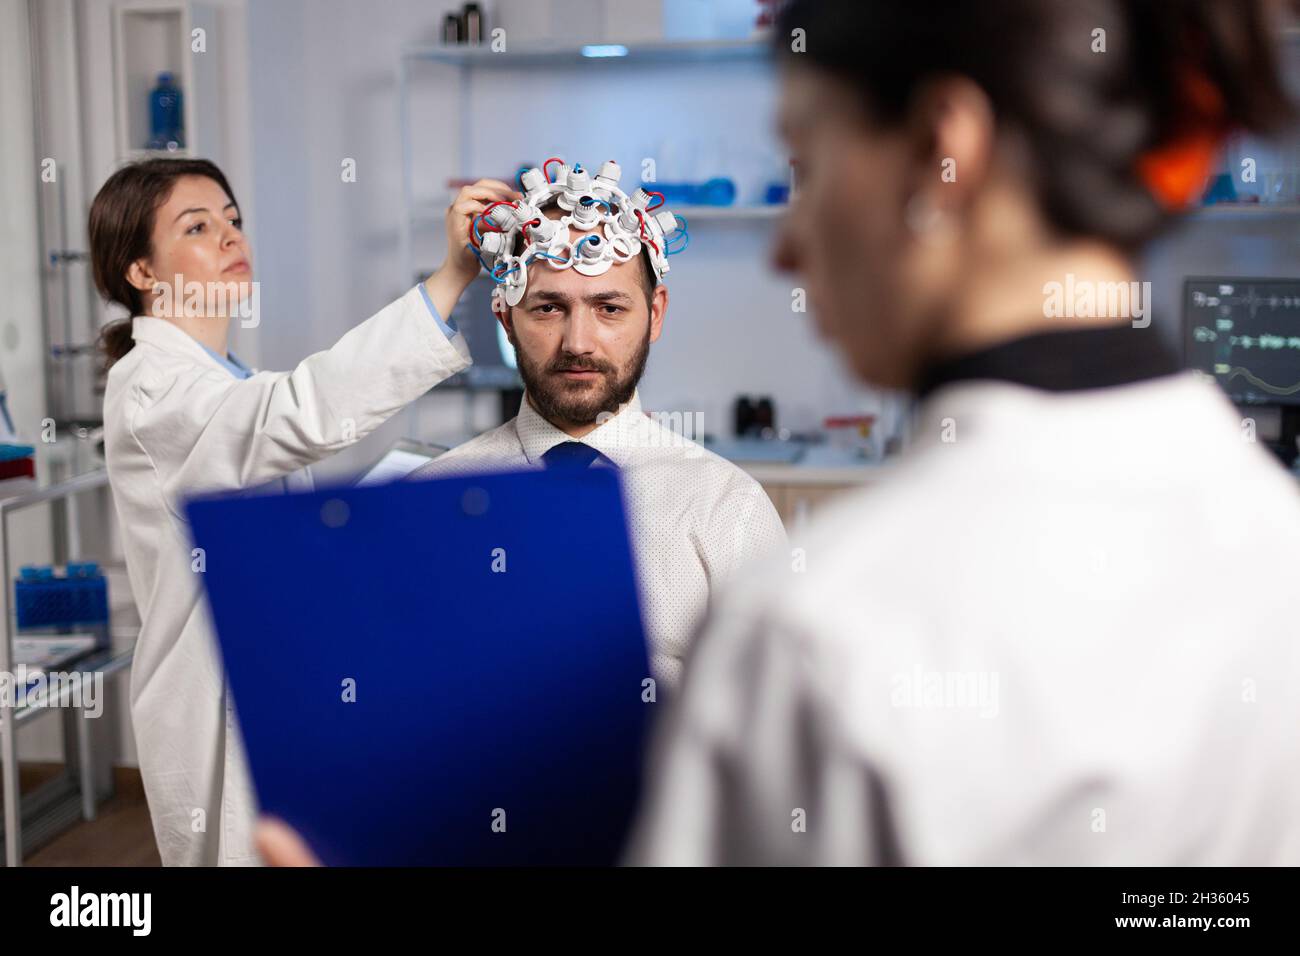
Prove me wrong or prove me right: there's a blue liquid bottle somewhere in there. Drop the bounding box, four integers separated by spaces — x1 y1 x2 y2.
148 72 184 151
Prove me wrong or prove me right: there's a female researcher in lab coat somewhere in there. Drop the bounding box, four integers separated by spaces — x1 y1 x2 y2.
92 157 515 865
626 0 1300 865
257 0 1300 867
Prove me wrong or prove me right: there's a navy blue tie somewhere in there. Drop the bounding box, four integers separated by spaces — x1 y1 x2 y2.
541 441 611 471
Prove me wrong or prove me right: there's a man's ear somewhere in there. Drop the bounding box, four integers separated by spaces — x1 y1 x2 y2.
648 283 668 344
494 300 515 340
126 258 158 295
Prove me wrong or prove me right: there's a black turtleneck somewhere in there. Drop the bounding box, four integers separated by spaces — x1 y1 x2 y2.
915 324 1182 401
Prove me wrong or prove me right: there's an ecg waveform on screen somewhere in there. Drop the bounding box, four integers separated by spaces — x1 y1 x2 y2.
1218 367 1300 397
1186 281 1300 402
1190 287 1300 317
1190 327 1300 350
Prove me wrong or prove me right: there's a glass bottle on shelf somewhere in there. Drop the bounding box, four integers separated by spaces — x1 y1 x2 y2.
147 72 184 151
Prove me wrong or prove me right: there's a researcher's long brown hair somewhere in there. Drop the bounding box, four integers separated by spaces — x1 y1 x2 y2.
89 158 239 368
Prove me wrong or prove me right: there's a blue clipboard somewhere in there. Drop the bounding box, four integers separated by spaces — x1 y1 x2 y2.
185 468 651 866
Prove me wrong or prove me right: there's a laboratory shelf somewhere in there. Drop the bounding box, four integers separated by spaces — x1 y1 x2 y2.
411 196 786 227
1188 203 1300 219
673 203 787 220
401 36 772 68
10 643 135 728
397 34 787 293
0 468 134 866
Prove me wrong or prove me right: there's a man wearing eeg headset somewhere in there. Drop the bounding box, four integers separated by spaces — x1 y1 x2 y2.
409 158 787 690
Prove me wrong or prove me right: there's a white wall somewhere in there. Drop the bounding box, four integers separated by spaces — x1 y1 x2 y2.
0 2 48 459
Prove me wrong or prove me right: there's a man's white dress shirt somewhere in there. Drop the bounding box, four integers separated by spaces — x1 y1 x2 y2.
410 391 788 687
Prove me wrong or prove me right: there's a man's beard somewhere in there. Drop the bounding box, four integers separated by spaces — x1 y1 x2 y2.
511 322 651 428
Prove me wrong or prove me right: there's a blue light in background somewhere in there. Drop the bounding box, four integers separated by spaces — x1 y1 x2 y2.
581 44 629 58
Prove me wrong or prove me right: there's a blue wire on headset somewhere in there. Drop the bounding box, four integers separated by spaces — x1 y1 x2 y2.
664 214 690 255
469 243 493 274
470 244 519 284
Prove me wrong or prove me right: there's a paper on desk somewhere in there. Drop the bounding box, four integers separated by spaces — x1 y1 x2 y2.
13 634 97 674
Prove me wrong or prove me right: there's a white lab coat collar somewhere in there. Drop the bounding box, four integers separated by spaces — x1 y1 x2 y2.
130 315 246 375
516 389 644 469
911 371 1218 453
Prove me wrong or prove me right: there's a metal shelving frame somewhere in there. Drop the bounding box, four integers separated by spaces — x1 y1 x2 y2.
0 469 135 866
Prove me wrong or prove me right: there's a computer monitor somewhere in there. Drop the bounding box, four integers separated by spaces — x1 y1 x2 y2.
1184 277 1300 405
1183 276 1300 465
443 275 520 390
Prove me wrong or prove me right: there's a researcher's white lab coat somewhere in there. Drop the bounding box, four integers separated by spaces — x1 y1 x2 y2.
103 286 470 866
630 372 1300 865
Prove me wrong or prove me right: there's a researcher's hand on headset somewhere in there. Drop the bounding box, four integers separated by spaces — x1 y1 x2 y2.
255 817 322 867
445 178 521 280
423 179 521 321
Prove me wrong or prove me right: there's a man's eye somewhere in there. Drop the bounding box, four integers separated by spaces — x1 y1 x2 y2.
534 304 559 314
601 306 623 315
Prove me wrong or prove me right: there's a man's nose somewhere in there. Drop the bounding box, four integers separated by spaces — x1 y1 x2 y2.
561 308 599 355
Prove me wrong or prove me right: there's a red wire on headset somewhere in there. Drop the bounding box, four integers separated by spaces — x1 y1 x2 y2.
480 199 518 220
635 209 660 254
470 199 519 249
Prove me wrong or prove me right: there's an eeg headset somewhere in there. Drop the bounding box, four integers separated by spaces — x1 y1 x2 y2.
468 157 690 314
